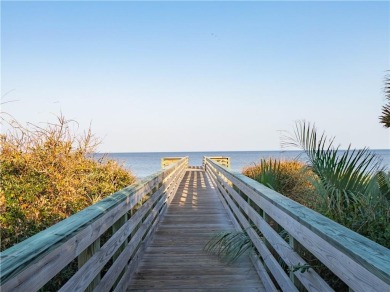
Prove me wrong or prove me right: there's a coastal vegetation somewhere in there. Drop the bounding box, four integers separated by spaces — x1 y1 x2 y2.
205 121 389 290
379 74 390 127
0 115 135 251
243 121 389 248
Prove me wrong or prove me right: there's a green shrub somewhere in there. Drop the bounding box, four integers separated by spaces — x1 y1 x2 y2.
242 159 318 207
242 122 390 248
0 115 135 251
282 121 390 248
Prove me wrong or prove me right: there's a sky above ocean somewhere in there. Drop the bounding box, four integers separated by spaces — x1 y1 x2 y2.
2 1 389 152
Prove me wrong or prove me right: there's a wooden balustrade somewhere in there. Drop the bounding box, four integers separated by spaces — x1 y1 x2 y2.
0 157 188 292
203 156 230 168
2 155 389 292
203 157 390 292
161 157 183 168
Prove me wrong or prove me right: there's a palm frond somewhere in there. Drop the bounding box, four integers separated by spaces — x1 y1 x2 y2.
204 231 253 264
254 159 281 191
380 74 390 128
282 121 381 214
373 171 390 201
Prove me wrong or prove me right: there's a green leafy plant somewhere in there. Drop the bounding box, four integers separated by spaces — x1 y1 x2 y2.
0 115 136 251
289 263 311 273
204 230 253 264
242 159 317 207
281 121 390 247
380 73 390 128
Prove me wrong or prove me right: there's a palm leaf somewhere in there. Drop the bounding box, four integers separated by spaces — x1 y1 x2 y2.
282 121 381 214
380 74 390 128
204 231 253 264
254 159 281 191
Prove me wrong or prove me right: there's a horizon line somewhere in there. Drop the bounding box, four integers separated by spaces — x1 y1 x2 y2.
96 149 389 154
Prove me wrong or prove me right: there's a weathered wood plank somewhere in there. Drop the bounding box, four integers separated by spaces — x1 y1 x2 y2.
98 203 167 292
0 157 189 291
205 157 390 291
77 238 101 292
215 170 332 291
125 169 265 291
59 187 167 291
113 204 167 292
59 159 186 291
213 172 298 292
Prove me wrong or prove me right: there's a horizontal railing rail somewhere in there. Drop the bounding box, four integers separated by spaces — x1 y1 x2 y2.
203 156 230 168
204 157 390 292
161 157 183 168
0 157 188 292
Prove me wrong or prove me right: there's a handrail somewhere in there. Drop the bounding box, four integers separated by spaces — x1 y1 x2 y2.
0 157 188 291
204 157 390 292
203 156 230 168
161 157 183 168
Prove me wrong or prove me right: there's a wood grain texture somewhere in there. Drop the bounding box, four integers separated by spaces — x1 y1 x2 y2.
113 204 166 292
205 157 390 292
210 169 298 292
59 188 167 291
0 157 188 291
125 169 265 291
212 168 332 291
78 238 101 292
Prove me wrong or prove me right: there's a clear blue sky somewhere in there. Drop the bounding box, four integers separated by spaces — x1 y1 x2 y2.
2 1 389 152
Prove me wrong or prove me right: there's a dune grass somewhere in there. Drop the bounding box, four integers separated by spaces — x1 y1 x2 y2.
0 115 135 251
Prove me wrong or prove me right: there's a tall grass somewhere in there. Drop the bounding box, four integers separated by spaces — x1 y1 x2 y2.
242 159 318 207
0 115 135 251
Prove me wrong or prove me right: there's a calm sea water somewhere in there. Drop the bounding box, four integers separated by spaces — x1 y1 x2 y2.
97 150 390 179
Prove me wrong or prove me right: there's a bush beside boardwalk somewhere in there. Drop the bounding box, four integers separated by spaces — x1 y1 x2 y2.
0 116 135 251
242 123 390 249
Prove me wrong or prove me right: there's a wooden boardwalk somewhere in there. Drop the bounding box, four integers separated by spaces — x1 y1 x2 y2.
3 158 388 291
126 168 265 291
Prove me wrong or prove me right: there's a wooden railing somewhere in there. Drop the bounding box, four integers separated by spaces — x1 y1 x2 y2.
0 157 188 292
161 157 184 168
204 157 390 292
204 156 230 168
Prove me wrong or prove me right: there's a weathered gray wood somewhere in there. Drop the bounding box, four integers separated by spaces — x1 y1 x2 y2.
0 157 189 291
212 172 298 292
206 156 231 168
59 159 186 292
0 177 157 290
125 169 265 291
112 214 127 262
205 157 390 291
206 168 278 291
78 238 101 292
161 157 182 168
205 169 242 231
59 188 167 291
113 204 167 292
214 171 332 291
250 253 278 292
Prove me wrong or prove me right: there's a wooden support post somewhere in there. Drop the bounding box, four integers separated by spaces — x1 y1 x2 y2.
288 235 305 291
112 214 128 261
111 213 128 288
78 238 101 292
289 236 297 284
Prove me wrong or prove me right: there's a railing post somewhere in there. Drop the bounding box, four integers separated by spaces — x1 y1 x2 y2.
112 214 128 260
78 238 101 291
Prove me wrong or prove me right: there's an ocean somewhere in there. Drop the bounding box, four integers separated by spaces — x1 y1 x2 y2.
97 150 390 179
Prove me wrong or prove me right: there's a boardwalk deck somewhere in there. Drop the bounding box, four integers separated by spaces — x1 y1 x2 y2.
126 168 265 291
